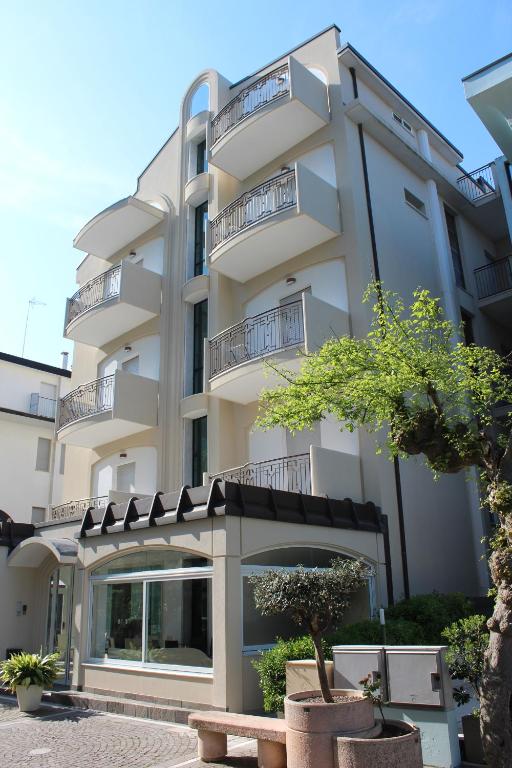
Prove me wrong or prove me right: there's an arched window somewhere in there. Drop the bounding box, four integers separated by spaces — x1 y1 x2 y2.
89 549 213 670
189 82 210 119
241 547 373 650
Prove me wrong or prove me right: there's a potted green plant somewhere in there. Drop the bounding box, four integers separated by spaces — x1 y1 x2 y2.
442 614 489 765
0 651 61 712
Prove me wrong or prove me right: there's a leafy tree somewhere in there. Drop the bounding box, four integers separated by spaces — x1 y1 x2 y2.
442 614 489 709
250 558 368 702
257 284 512 766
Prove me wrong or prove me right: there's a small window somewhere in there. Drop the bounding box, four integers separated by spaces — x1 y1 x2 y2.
392 112 414 134
35 437 51 472
445 209 466 289
194 202 208 277
31 506 46 524
117 462 136 493
193 300 208 394
59 444 66 475
404 188 427 217
460 309 474 346
192 416 207 487
196 139 207 175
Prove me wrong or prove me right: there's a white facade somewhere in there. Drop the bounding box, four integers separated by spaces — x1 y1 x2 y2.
0 354 71 523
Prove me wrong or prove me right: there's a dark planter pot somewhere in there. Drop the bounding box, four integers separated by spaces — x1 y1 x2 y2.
462 714 486 765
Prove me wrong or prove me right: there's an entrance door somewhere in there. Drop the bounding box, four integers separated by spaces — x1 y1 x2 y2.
45 566 74 685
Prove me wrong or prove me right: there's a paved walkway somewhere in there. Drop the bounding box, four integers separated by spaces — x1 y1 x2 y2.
0 697 258 768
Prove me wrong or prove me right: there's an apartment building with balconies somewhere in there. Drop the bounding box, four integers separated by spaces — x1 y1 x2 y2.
2 26 511 712
0 352 71 523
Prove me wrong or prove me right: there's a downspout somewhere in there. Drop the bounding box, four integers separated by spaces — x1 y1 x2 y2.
351 67 409 600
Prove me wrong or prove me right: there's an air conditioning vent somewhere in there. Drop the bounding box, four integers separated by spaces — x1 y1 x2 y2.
392 111 414 135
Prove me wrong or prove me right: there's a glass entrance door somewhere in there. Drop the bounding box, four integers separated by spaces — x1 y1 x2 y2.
45 566 74 686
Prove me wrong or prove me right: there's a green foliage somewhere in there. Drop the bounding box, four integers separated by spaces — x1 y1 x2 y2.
250 558 369 636
442 615 489 707
329 618 424 645
258 284 512 475
0 651 61 692
252 635 318 713
386 592 473 643
359 673 387 724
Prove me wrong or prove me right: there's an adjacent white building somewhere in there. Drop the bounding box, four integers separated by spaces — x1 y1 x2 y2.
0 352 71 523
1 27 511 712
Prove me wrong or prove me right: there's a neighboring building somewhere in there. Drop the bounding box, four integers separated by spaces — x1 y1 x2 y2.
0 352 71 523
1 26 511 712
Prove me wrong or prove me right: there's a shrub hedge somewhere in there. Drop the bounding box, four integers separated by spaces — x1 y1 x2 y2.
252 592 474 712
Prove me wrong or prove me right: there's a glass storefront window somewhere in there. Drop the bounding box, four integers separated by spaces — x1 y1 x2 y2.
89 549 213 670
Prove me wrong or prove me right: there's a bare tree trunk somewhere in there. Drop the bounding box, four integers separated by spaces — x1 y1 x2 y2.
480 582 512 766
311 632 333 704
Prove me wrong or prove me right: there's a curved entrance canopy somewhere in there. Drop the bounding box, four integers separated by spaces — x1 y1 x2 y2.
7 537 78 568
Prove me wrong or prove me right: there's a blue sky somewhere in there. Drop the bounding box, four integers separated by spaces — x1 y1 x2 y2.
0 0 510 367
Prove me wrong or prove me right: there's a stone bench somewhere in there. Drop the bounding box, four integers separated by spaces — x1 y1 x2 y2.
188 711 287 768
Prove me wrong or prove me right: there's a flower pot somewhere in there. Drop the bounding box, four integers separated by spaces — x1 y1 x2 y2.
462 714 486 765
284 689 379 768
16 685 43 712
336 719 423 768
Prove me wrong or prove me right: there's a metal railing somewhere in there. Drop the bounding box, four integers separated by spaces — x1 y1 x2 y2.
211 453 311 494
50 496 108 522
210 169 296 252
66 264 121 327
29 393 57 419
457 163 496 202
57 375 115 430
211 63 290 146
474 256 512 300
209 300 304 378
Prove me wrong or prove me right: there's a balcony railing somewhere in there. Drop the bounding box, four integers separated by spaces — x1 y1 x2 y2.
211 64 290 146
29 393 57 419
57 375 115 431
210 169 296 252
474 256 512 300
50 496 108 522
66 264 121 327
211 453 311 494
210 300 304 378
457 163 496 202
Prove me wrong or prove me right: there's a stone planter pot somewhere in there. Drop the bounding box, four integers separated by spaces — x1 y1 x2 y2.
16 685 43 712
462 714 485 765
336 719 423 768
284 689 379 768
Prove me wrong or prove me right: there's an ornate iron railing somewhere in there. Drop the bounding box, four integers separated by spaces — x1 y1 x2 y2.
211 453 311 494
209 300 304 378
57 375 115 430
474 256 512 300
50 496 108 522
457 163 496 202
211 64 290 146
29 393 57 419
66 264 121 327
210 169 296 252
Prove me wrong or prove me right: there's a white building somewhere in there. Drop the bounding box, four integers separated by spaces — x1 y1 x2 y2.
0 352 71 523
1 27 511 712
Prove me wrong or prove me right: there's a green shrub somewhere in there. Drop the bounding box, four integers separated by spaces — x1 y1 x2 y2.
442 614 489 707
386 592 473 644
0 652 61 692
329 617 425 646
252 635 317 713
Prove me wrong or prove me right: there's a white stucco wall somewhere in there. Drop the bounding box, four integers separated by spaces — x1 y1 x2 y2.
98 335 160 380
91 446 158 497
127 237 164 275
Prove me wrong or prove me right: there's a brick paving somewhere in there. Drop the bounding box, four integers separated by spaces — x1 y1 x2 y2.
0 698 258 768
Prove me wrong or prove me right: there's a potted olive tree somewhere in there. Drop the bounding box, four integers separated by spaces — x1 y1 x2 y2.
0 651 61 712
442 615 489 765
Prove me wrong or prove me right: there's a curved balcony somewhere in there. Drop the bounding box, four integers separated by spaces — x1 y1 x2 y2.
64 261 161 347
210 57 330 180
209 163 340 283
210 453 311 495
474 256 512 329
57 370 158 448
50 496 108 522
209 294 348 404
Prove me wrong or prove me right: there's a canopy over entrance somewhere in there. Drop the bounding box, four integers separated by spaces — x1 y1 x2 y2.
7 537 78 568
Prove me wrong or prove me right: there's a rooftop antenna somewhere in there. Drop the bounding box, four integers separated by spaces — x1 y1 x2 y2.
22 297 46 358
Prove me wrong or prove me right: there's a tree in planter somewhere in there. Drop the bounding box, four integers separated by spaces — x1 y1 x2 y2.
257 283 512 767
250 558 368 703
